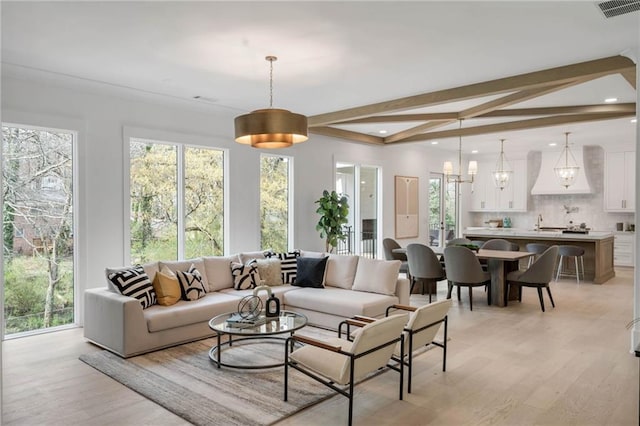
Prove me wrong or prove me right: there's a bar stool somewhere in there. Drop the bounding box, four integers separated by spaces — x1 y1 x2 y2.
525 243 551 267
555 245 585 284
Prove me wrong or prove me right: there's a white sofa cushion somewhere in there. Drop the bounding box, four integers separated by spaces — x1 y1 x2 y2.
239 250 268 264
299 250 326 258
202 254 239 291
159 259 209 292
283 286 398 319
324 254 359 289
256 258 283 286
352 258 400 296
144 292 241 332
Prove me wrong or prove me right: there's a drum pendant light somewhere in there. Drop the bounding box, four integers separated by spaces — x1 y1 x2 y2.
234 56 308 149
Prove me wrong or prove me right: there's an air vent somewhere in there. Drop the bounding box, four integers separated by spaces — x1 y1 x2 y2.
598 0 640 18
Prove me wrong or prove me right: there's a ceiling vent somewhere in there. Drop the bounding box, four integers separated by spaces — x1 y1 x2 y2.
598 0 640 18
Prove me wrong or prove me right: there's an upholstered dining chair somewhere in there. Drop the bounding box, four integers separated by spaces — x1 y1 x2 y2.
284 313 408 426
443 246 492 311
505 245 559 312
406 243 446 301
385 299 452 393
482 238 519 251
525 243 551 267
383 238 410 278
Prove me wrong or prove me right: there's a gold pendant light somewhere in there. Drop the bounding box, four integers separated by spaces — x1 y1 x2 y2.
234 56 308 149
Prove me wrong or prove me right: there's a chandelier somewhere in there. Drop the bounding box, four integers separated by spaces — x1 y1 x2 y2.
234 56 308 149
554 132 579 188
443 119 478 185
492 139 513 190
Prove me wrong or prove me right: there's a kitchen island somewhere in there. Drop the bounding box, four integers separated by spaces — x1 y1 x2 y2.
462 228 615 284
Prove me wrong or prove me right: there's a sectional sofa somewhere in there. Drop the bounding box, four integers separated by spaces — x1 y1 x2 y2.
84 250 410 357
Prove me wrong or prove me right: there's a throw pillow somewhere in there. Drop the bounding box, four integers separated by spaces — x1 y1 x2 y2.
107 265 157 309
176 264 207 301
152 265 181 306
323 254 359 289
294 256 329 288
352 257 400 296
265 250 300 284
256 258 283 286
231 260 261 290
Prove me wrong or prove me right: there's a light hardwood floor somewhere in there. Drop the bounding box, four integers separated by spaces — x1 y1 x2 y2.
3 269 638 425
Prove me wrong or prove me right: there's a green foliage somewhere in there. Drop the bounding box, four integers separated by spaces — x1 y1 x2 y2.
3 256 73 334
260 156 289 252
315 190 350 253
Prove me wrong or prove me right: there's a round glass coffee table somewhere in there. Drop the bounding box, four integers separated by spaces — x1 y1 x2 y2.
208 310 308 369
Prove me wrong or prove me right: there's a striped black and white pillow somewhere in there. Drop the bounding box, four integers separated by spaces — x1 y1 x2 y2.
107 265 157 309
231 260 261 290
176 264 207 301
266 250 300 284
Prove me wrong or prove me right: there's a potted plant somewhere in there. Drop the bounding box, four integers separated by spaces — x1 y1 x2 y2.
315 190 349 253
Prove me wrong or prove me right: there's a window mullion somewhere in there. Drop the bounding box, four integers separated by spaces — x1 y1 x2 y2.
177 145 185 260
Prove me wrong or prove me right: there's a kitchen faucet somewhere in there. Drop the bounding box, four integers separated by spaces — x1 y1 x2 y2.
536 214 543 230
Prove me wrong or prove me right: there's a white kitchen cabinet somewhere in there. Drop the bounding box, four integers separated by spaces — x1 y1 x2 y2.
614 232 635 267
605 151 635 212
470 159 527 212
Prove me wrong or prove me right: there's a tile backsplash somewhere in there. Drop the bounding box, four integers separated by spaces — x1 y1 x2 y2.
469 145 636 232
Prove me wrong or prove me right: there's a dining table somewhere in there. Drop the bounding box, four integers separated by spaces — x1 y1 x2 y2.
393 246 534 307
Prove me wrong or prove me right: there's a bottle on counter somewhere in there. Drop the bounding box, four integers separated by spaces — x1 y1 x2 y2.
503 217 512 228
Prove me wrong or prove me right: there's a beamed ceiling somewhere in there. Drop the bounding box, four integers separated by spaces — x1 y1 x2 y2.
309 55 637 146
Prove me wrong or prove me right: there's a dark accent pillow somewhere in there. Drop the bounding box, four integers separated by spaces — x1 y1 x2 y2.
176 264 207 301
265 250 300 284
107 265 157 309
294 256 329 288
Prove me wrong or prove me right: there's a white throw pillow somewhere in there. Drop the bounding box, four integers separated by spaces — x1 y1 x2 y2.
256 258 283 286
352 258 401 296
324 254 359 289
202 254 240 291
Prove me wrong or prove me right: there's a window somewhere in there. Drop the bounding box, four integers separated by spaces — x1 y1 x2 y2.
129 138 225 262
260 154 292 252
2 124 76 336
335 162 380 258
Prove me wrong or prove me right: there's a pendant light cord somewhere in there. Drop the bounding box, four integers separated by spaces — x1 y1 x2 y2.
266 55 277 109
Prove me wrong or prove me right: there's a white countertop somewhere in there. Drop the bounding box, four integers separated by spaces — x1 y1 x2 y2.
463 227 614 240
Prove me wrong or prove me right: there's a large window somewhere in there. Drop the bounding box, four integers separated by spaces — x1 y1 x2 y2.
260 154 292 252
335 162 380 258
129 138 225 262
429 173 457 247
2 124 76 336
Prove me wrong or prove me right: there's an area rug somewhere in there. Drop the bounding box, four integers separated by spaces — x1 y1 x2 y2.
79 331 349 426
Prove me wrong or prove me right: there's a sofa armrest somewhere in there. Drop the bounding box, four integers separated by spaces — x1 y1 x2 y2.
84 288 147 357
395 277 410 305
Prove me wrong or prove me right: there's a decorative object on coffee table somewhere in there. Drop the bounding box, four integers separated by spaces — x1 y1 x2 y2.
238 295 262 320
253 285 281 317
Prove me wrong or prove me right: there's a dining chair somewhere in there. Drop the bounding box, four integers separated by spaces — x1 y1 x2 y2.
385 299 452 393
285 313 408 426
443 246 492 311
481 238 519 251
406 243 446 302
525 243 550 267
383 238 410 278
505 245 559 312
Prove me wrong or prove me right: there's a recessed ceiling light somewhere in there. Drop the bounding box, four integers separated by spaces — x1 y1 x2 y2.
431 141 438 145
604 97 618 103
631 118 637 123
471 150 478 154
549 142 557 147
379 130 387 134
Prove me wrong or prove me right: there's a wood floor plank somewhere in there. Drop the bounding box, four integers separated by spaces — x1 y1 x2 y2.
3 269 638 425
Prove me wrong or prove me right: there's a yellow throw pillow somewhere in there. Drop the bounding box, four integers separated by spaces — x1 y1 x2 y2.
153 269 181 306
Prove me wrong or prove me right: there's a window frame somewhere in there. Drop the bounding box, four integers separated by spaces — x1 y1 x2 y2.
123 126 229 263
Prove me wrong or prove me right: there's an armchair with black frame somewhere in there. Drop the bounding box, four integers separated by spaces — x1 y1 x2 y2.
284 313 408 426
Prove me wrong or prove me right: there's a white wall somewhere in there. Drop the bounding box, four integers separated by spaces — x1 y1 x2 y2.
1 74 451 325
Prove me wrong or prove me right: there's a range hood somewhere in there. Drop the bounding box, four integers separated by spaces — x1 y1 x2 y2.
531 148 592 195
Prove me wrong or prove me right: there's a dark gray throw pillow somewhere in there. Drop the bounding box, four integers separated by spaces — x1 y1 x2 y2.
294 256 329 288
